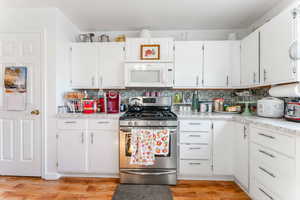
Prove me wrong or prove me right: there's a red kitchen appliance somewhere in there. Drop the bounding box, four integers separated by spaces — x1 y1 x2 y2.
83 99 96 114
106 91 120 113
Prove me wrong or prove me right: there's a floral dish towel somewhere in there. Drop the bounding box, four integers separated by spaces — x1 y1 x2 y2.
130 129 155 166
154 129 170 156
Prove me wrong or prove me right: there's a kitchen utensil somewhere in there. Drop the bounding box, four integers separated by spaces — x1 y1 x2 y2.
99 34 110 42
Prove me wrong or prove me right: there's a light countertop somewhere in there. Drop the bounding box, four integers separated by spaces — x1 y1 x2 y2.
176 112 300 136
57 112 300 136
56 113 122 119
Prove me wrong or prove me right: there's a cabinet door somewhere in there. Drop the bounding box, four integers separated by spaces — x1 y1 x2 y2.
125 38 174 61
212 121 234 175
98 43 125 88
260 8 296 85
174 41 203 88
71 44 98 88
203 41 240 88
241 30 260 87
57 131 86 173
88 130 118 174
230 42 241 88
234 123 249 191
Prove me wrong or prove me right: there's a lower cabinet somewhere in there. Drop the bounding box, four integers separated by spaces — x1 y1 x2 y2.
249 125 297 200
212 120 234 176
179 120 234 178
88 131 119 174
178 120 212 178
57 131 86 173
57 119 119 176
233 122 249 191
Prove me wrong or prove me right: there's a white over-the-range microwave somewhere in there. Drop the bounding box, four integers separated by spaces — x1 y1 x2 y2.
124 63 174 87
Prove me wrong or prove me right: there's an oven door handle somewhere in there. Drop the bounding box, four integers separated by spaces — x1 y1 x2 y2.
121 170 176 176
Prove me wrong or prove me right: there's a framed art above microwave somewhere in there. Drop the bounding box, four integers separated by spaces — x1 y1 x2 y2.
140 44 160 60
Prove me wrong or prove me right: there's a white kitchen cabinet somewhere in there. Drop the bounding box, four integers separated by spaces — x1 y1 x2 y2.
88 130 119 174
233 122 249 191
260 7 296 85
203 41 240 88
70 43 98 88
241 30 260 87
179 120 213 178
125 38 174 61
174 41 203 88
98 43 125 88
57 131 87 173
212 120 234 175
57 119 119 176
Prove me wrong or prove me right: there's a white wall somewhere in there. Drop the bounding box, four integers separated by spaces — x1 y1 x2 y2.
249 0 299 32
83 29 249 41
56 11 80 106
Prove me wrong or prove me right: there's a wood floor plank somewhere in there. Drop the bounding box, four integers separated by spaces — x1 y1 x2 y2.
0 176 250 200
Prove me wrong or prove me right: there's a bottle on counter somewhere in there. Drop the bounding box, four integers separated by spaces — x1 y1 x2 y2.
191 91 199 112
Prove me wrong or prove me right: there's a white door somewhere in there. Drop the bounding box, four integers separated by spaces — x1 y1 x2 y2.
70 43 98 88
203 41 239 88
260 8 296 84
98 43 125 89
57 131 86 173
234 122 249 190
241 30 260 87
88 130 118 174
174 41 203 88
0 33 42 176
212 121 234 175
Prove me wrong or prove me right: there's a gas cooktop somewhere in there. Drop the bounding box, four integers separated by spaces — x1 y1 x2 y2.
120 110 177 121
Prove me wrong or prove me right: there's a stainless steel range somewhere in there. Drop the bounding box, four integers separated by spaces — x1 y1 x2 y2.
119 96 178 185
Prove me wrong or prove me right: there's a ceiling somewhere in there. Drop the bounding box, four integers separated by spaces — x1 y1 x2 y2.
1 0 284 31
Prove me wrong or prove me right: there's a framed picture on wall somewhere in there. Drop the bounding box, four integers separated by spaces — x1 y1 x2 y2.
140 44 160 60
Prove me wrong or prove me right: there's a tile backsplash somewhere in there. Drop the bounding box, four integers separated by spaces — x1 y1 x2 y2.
76 88 269 105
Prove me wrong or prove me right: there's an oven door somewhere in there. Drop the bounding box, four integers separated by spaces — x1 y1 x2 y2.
120 127 177 169
124 63 173 88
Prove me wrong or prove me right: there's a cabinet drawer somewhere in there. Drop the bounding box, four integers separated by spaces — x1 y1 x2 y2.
250 178 280 200
180 120 210 132
88 119 118 130
180 160 212 176
250 126 295 157
252 160 296 200
180 132 209 144
57 119 86 130
251 143 295 177
180 144 209 159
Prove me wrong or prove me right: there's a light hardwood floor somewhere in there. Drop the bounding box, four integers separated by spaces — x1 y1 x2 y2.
0 176 250 200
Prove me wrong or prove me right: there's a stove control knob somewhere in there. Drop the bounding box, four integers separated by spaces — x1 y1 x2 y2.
128 122 133 126
134 121 138 126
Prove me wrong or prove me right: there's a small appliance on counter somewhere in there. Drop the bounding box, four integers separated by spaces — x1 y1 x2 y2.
106 91 120 113
285 101 300 122
82 99 96 114
257 97 284 118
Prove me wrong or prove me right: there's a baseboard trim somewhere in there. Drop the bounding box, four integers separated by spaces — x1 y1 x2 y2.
43 173 61 180
178 175 234 181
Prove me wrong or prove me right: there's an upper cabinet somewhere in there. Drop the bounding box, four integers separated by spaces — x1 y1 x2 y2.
70 43 98 89
125 38 174 62
70 42 125 89
260 7 296 85
241 30 260 87
203 41 240 88
98 43 125 89
174 41 204 88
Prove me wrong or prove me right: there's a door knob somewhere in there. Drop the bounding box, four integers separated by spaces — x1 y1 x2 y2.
31 110 40 115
